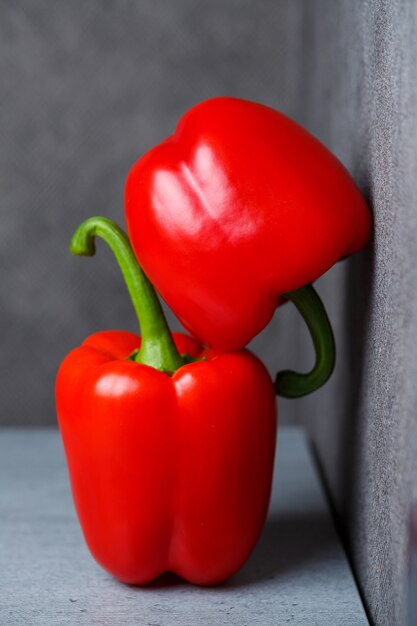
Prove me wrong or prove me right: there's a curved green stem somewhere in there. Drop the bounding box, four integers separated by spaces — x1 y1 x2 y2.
70 216 185 373
275 284 336 398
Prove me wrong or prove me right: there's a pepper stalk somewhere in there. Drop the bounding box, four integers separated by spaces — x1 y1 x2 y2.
70 216 188 374
275 284 336 398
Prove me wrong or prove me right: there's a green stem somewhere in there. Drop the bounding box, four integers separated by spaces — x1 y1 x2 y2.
275 284 336 398
70 216 185 374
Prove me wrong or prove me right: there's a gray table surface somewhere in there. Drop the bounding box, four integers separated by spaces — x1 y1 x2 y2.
0 426 368 626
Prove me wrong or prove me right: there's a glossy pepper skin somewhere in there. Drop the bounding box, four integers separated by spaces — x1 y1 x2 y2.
56 330 276 585
125 97 372 351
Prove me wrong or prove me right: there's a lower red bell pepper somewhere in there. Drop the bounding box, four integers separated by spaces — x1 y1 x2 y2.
56 217 276 585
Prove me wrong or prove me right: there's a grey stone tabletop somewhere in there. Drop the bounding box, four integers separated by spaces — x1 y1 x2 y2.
0 426 368 626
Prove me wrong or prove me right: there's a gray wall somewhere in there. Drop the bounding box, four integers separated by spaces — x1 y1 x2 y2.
295 3 417 626
2 2 417 625
1 0 304 426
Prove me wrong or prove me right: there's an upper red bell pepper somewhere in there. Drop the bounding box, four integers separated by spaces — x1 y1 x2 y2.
125 97 372 387
56 217 276 585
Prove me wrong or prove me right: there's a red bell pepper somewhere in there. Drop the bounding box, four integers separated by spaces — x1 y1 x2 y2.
125 97 372 395
56 217 276 585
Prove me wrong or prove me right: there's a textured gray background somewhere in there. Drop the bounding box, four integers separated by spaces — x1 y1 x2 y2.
2 1 416 625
